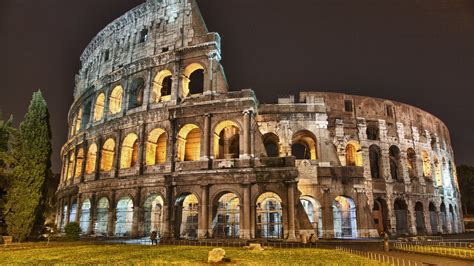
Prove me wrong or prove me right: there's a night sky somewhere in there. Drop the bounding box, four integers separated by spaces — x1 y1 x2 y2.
1 0 473 173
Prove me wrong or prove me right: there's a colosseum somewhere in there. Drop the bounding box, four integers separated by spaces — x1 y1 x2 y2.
56 0 464 240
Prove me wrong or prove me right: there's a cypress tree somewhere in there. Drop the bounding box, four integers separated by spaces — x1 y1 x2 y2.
0 111 13 234
3 91 52 241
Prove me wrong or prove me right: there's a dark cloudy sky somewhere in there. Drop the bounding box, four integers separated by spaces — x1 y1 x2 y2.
0 0 473 173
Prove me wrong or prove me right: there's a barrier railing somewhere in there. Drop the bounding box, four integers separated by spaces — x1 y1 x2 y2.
409 241 473 249
392 242 474 259
336 246 424 266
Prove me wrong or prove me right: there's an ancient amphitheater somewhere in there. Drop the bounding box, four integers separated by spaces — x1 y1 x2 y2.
56 0 464 240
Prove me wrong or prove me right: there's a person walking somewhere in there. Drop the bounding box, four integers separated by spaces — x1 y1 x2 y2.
150 231 158 245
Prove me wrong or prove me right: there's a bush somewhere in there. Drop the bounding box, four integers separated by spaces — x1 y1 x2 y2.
64 222 81 241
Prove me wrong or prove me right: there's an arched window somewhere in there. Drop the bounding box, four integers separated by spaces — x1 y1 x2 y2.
333 196 357 238
345 141 363 166
144 194 164 236
93 93 105 122
213 193 240 239
389 146 402 181
146 128 167 165
151 70 173 103
60 202 68 231
109 85 123 114
369 145 382 179
74 148 84 178
434 156 442 186
81 100 92 129
120 133 139 169
366 122 379 140
214 121 240 159
128 78 144 110
85 143 97 174
182 63 204 97
177 124 201 161
421 151 431 178
442 158 450 188
100 139 115 172
394 199 408 235
263 133 280 157
415 202 425 234
66 152 75 181
80 199 91 234
440 203 448 233
176 194 199 239
256 192 283 239
373 199 388 235
115 196 134 236
94 197 109 235
407 148 417 178
300 196 323 237
291 130 317 160
429 202 438 235
73 108 83 135
69 200 78 223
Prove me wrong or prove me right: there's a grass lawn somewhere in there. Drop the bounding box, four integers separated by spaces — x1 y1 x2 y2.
0 242 383 265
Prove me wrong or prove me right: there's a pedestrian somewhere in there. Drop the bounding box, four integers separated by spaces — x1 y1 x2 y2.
150 230 158 245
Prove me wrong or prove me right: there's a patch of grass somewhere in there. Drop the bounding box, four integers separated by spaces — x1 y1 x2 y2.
0 242 383 265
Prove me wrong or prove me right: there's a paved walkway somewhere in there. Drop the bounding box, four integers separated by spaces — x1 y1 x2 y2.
375 250 473 266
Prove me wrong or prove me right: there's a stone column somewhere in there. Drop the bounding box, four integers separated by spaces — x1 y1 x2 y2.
138 123 146 175
198 185 209 239
201 113 211 160
407 200 417 235
107 191 116 236
88 194 96 235
113 131 122 178
70 148 78 186
94 137 103 180
79 142 87 183
287 182 297 241
131 187 141 238
75 194 82 223
241 184 251 239
424 203 432 235
241 110 251 159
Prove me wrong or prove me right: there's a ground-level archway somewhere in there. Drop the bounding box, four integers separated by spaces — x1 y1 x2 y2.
373 198 388 235
212 192 240 239
394 199 408 235
115 197 134 236
94 197 109 235
333 196 358 238
176 193 199 239
80 199 91 234
256 192 283 239
429 202 438 235
300 196 323 237
415 202 426 234
143 194 164 237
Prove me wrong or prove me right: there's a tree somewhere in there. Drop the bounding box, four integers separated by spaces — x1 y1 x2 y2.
0 111 13 234
3 91 52 241
457 165 474 216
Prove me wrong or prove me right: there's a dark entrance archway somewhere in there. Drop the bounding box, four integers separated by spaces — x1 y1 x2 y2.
394 199 408 235
415 202 426 234
373 198 388 235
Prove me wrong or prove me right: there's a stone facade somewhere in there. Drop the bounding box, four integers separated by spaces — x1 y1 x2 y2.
56 0 464 240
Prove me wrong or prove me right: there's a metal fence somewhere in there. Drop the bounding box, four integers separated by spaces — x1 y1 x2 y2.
392 242 474 259
159 239 319 249
336 246 424 266
408 241 473 249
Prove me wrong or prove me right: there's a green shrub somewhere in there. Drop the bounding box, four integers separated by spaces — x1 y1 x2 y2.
64 222 81 241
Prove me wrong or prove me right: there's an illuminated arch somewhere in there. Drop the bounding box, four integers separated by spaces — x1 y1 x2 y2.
262 132 280 157
74 148 84 178
120 133 139 169
394 199 408 235
73 108 83 135
66 151 75 181
182 63 204 97
115 196 134 236
94 197 109 235
146 128 167 165
300 196 323 237
176 193 199 239
128 78 145 110
421 150 431 177
80 199 91 233
85 143 97 174
256 192 283 239
212 192 240 238
177 124 201 161
93 93 105 122
407 148 417 178
151 70 173 103
345 141 363 166
100 138 115 172
434 156 442 186
213 120 240 159
144 194 164 236
291 130 317 160
109 85 123 114
333 196 357 238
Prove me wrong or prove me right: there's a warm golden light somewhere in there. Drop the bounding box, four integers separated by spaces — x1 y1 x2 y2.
74 148 84 177
109 86 123 114
146 128 167 165
66 152 75 180
182 63 204 98
292 130 317 160
100 138 115 172
85 143 97 174
93 93 105 122
120 133 139 169
177 124 201 161
345 141 363 166
151 70 173 103
213 120 240 159
422 150 432 177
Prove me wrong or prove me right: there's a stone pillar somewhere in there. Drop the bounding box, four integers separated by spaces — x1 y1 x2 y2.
94 137 103 180
79 142 87 183
424 203 432 235
198 185 209 238
75 194 82 223
241 110 251 159
381 146 391 181
138 123 146 175
113 131 122 178
287 182 297 241
131 187 141 238
70 148 78 186
241 184 251 239
322 188 333 238
202 114 211 160
107 191 116 236
87 194 96 235
407 200 417 235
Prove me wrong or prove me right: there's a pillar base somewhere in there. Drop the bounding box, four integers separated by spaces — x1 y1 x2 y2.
240 229 251 240
198 229 208 239
286 230 297 242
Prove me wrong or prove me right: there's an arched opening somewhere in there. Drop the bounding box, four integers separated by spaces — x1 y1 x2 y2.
61 202 68 231
345 141 363 166
389 146 402 181
434 156 442 186
115 196 134 236
422 151 431 178
80 199 91 234
74 148 84 178
212 193 240 239
94 197 109 235
442 158 450 188
85 143 97 174
151 70 173 103
415 202 426 234
429 203 438 235
176 194 199 239
109 85 123 114
291 130 317 160
407 148 417 178
394 199 408 235
73 108 83 135
182 63 205 97
143 194 164 237
262 133 280 157
300 196 323 237
81 100 92 129
373 198 389 235
93 93 105 122
100 138 115 172
128 78 144 110
214 121 240 159
366 122 379 140
256 192 283 239
66 152 75 181
177 124 201 161
69 200 78 223
120 133 139 169
369 145 382 179
333 196 357 238
146 128 167 165
440 203 448 233
448 204 455 233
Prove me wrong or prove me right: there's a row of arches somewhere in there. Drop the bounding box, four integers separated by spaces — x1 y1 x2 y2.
71 63 206 136
261 131 318 160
